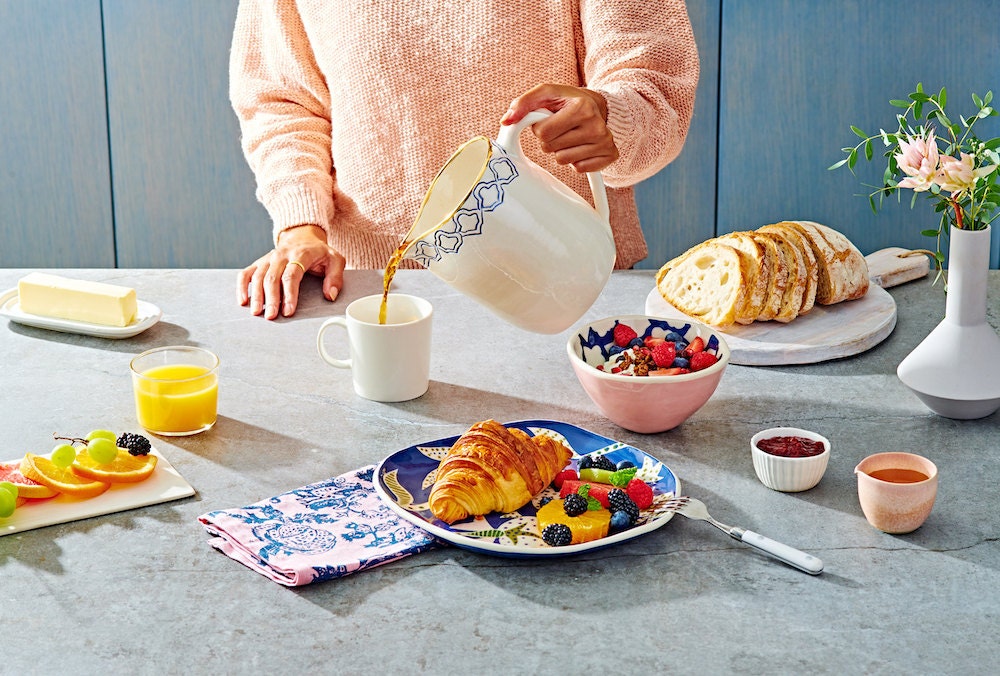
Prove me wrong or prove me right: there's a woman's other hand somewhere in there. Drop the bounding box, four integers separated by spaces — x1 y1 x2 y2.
237 225 345 319
501 84 619 173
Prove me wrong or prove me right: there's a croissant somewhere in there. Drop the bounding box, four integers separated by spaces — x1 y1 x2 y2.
428 420 572 524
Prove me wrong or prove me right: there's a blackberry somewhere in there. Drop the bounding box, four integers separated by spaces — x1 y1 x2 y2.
562 493 588 517
607 488 640 523
578 455 594 470
117 432 152 456
541 523 572 547
590 454 616 472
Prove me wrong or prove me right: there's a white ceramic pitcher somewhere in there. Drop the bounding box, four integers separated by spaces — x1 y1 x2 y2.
401 110 615 334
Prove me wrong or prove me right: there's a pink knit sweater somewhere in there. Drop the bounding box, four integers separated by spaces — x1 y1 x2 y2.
230 1 699 269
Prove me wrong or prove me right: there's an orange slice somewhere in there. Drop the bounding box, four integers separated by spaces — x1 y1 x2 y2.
536 499 611 545
71 449 157 484
20 453 110 499
0 460 59 499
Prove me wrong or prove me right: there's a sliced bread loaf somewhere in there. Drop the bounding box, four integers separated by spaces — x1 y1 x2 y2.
717 231 769 324
760 222 818 315
656 242 748 328
786 221 869 304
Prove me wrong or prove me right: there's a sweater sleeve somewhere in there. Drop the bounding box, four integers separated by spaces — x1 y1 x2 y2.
229 0 335 243
580 0 700 188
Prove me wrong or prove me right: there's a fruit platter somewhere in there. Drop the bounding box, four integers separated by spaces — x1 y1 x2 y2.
374 420 680 557
0 429 195 536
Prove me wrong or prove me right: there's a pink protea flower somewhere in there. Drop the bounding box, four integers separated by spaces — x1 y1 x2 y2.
937 152 998 196
895 130 940 191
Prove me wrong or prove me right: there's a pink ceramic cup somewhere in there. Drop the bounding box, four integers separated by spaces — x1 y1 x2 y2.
855 452 938 534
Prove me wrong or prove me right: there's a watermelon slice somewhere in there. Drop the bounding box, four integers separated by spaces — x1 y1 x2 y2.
559 479 613 508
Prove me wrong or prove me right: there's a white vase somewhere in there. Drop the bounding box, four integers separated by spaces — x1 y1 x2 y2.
897 224 1000 419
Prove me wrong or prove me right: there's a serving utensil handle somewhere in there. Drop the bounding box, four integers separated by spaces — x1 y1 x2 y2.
740 529 824 575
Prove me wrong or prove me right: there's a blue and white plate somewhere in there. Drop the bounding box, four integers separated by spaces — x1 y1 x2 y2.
373 420 680 558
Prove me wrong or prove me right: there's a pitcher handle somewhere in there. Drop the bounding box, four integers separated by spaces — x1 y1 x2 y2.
496 109 611 224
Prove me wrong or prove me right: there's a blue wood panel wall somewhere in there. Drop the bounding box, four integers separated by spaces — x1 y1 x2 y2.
0 0 113 267
1 0 997 270
103 0 270 268
717 0 1000 269
634 0 721 270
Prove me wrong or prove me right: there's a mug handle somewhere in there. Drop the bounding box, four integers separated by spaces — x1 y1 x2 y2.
316 317 351 369
496 109 611 224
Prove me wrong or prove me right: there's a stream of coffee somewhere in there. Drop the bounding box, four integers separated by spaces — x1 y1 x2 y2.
379 239 410 325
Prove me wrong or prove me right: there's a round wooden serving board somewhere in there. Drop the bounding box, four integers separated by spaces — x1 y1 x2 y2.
644 285 897 366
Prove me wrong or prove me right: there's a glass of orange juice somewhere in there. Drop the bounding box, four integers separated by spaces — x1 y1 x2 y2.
130 346 219 436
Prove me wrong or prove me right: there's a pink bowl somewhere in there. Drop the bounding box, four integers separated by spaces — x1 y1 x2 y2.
566 315 730 433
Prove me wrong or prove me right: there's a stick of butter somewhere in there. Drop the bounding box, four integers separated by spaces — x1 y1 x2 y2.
17 272 138 327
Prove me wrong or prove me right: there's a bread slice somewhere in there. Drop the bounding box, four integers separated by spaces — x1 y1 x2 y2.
656 242 748 328
785 221 869 304
760 222 818 315
717 231 769 324
748 232 787 321
756 230 805 323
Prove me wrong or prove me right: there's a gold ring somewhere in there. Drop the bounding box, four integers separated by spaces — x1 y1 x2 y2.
289 260 306 274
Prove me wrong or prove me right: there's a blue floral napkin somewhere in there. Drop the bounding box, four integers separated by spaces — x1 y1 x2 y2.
198 466 439 586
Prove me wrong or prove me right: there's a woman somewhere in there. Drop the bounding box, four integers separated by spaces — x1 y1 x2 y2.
231 1 699 318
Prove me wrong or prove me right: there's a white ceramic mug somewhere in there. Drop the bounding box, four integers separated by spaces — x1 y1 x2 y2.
400 109 615 335
317 294 433 402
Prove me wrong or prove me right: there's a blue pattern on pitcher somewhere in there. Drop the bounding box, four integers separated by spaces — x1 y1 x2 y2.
411 146 518 266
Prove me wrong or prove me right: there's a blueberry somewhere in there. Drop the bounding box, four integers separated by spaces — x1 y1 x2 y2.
615 460 635 471
628 337 644 348
672 357 690 369
664 331 685 343
578 455 593 470
609 345 624 355
609 510 634 533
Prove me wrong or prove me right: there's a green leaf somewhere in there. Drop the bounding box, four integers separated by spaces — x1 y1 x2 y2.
828 158 849 170
910 92 930 103
973 92 984 108
938 86 947 108
847 148 857 169
920 229 940 237
889 98 910 108
864 139 873 161
609 466 638 488
850 125 867 138
984 90 994 106
868 195 878 214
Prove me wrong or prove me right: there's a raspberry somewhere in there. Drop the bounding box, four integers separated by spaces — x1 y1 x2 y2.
625 479 654 509
562 493 588 517
613 323 638 347
651 341 676 367
541 523 572 546
116 432 151 456
643 335 665 348
552 468 577 489
690 351 719 371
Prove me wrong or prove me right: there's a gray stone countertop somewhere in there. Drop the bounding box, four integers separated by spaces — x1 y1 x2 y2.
1 268 998 675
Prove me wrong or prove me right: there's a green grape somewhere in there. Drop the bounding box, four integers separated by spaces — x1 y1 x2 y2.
0 489 15 518
86 437 118 464
50 444 78 468
0 480 18 499
85 429 117 442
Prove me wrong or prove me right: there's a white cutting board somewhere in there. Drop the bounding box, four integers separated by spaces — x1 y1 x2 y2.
643 247 926 366
1 449 195 536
